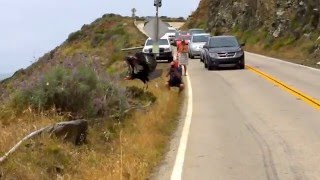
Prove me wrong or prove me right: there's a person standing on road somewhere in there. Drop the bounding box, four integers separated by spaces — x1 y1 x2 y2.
177 39 189 76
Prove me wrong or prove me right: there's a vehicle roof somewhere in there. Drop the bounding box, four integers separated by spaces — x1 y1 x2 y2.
146 38 169 40
210 35 236 38
192 33 210 36
189 28 204 30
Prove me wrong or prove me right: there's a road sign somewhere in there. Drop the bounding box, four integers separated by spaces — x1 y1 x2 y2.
143 17 169 41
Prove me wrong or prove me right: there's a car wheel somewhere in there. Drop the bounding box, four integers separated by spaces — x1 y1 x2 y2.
239 62 245 69
200 55 204 62
204 60 208 68
190 54 194 59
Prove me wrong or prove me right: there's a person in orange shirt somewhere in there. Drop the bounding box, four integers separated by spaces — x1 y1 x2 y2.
176 39 189 76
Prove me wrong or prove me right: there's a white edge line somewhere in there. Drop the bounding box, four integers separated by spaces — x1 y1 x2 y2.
245 51 320 72
170 72 193 180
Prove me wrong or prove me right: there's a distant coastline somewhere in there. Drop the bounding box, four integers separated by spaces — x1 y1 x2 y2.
0 73 12 81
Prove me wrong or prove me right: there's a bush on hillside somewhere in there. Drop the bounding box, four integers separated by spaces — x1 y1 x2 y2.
11 66 129 118
67 30 85 42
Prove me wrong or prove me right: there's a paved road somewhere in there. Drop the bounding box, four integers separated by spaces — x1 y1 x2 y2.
134 21 320 180
181 54 320 180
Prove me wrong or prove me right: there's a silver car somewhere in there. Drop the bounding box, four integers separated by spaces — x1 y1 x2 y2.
188 33 210 59
189 33 210 59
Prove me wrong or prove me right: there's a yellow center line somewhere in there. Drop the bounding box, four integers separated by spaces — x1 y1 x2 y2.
246 65 320 111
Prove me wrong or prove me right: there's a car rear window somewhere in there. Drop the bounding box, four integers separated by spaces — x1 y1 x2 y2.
190 30 205 34
146 39 169 46
192 35 210 43
209 37 239 48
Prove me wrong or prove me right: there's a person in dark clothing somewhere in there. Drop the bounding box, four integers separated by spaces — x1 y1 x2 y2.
125 52 150 84
165 61 184 93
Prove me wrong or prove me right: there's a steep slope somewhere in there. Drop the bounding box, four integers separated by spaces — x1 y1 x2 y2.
186 0 320 66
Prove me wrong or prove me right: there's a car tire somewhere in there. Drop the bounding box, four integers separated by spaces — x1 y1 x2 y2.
204 60 208 68
239 63 245 69
190 54 194 59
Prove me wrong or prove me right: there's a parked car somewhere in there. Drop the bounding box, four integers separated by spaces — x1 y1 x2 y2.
174 34 191 46
164 27 177 45
188 28 206 35
202 36 245 70
188 33 210 59
143 38 173 62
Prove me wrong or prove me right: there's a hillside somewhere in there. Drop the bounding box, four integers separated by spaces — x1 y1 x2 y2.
0 14 181 179
185 0 320 67
0 14 146 102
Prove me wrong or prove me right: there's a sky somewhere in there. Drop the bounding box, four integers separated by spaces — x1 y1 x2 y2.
0 0 200 74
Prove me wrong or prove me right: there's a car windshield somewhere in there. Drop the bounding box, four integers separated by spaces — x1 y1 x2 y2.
167 30 176 33
209 37 239 48
192 35 210 43
146 39 169 46
190 29 205 34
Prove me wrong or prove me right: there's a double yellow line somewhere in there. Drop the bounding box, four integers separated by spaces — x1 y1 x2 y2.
246 65 320 110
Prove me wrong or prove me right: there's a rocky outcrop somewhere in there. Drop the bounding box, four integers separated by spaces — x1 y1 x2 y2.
207 0 319 37
185 0 319 63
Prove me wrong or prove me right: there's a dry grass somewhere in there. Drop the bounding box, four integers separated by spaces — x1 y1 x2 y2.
0 65 182 179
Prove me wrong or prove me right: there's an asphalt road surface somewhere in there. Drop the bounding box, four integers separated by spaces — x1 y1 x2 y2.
177 54 320 180
134 22 320 180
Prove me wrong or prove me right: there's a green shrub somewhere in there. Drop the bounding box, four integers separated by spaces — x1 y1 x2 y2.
67 30 85 42
91 33 105 47
11 66 129 118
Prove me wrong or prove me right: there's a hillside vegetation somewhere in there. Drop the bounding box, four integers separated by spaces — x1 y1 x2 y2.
184 0 320 66
0 14 182 179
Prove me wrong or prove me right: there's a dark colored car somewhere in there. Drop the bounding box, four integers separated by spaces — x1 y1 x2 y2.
202 36 245 70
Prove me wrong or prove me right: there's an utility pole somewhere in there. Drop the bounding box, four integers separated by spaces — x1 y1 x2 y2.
156 4 159 43
153 0 162 54
154 0 162 41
